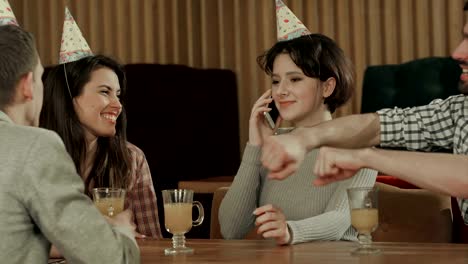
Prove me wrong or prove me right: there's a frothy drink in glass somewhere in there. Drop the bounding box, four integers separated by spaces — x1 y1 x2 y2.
347 187 380 255
162 189 204 255
95 197 125 217
164 203 193 234
351 208 378 235
92 188 126 217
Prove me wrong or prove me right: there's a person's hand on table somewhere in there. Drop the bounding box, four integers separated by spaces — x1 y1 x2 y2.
254 204 291 245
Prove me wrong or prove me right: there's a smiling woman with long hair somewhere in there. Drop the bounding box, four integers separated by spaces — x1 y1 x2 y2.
40 55 162 239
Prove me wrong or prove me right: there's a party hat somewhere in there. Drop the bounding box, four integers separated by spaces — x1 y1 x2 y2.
276 0 311 41
59 7 93 64
0 0 19 26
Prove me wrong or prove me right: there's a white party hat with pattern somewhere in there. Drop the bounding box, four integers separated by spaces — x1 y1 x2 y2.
0 0 18 26
59 7 93 64
276 0 311 41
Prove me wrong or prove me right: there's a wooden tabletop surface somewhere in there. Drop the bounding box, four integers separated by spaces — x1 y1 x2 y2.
138 239 468 263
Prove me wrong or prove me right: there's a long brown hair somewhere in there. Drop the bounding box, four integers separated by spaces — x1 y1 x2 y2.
40 55 131 195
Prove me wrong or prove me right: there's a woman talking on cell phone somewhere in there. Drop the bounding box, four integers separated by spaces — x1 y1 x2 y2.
218 1 376 245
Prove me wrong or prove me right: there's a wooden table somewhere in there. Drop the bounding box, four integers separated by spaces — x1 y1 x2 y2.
139 239 468 263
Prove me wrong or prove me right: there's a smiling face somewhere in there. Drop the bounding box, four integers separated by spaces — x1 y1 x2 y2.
73 67 122 143
271 53 335 127
452 22 468 94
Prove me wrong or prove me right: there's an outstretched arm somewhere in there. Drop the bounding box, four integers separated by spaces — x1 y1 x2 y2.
297 113 381 150
261 113 380 180
313 147 468 198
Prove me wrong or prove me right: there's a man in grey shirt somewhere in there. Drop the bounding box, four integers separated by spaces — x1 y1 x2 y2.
0 25 140 263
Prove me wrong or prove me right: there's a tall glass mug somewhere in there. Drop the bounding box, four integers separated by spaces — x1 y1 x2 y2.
162 189 204 255
92 188 126 217
347 187 380 255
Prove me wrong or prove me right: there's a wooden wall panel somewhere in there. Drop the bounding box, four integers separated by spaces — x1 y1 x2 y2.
349 0 366 114
8 0 466 150
382 0 398 64
415 0 431 58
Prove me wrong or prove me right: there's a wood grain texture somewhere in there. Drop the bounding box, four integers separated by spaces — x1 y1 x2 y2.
138 239 468 263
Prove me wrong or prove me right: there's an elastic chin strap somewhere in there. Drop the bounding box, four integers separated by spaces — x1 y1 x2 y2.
63 63 73 98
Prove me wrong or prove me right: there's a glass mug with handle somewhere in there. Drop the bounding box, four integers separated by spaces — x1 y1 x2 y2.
92 188 126 217
347 187 380 255
162 189 204 255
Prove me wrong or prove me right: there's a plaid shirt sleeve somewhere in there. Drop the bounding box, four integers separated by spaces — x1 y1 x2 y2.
377 95 468 225
125 143 163 238
376 95 466 151
458 198 468 225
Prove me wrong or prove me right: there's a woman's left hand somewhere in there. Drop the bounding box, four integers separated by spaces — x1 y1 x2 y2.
253 204 290 245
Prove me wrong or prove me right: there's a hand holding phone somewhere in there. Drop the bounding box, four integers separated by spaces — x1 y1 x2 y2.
263 99 280 129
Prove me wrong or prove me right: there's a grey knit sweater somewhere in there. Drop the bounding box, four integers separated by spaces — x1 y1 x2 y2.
219 144 377 244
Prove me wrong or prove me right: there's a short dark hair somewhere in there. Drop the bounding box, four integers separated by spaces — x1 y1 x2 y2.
40 55 132 195
257 34 354 113
0 25 37 110
464 1 468 11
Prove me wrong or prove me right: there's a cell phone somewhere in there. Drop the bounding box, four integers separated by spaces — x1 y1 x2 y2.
263 100 279 129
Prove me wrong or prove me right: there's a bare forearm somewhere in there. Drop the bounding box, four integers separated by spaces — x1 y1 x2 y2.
360 148 468 198
296 113 381 150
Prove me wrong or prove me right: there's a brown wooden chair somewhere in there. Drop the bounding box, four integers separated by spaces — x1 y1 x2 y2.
178 176 233 194
210 187 260 239
373 182 453 243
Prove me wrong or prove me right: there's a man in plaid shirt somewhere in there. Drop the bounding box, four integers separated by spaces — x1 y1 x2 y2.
260 4 468 224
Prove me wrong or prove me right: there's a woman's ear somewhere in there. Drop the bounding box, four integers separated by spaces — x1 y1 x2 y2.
322 77 336 98
72 97 79 110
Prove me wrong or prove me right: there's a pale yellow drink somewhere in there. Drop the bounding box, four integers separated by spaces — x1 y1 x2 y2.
164 203 192 234
351 208 378 234
94 197 124 217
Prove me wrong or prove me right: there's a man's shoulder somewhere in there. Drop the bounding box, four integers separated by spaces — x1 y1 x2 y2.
0 123 63 149
436 95 468 117
429 94 468 108
440 94 467 103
